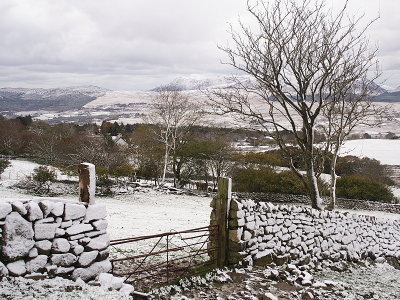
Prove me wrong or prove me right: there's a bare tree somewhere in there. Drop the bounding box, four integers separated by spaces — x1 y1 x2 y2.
210 0 379 209
320 81 388 210
146 85 202 185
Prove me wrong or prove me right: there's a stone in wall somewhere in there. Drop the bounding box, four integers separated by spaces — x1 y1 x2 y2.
72 260 112 281
64 203 86 220
36 240 52 254
6 260 26 276
11 201 27 216
2 212 35 261
26 255 47 273
86 234 110 251
0 261 9 276
27 202 43 221
34 223 58 240
51 253 77 267
52 238 71 253
78 251 98 267
0 203 12 219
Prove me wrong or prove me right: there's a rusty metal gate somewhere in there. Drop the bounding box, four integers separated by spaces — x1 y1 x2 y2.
109 225 219 292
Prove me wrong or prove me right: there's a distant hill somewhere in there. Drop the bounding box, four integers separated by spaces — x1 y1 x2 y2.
0 86 108 112
0 81 399 124
155 76 400 102
373 91 400 102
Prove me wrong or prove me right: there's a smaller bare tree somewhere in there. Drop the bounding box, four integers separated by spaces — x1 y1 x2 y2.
146 85 202 185
320 79 389 210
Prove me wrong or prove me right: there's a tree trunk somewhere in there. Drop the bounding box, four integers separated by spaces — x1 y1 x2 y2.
161 142 168 184
173 159 179 188
305 155 324 210
204 163 209 190
327 152 339 211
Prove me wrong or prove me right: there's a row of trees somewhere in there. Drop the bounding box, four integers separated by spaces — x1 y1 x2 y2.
0 110 395 202
0 113 235 190
0 116 128 174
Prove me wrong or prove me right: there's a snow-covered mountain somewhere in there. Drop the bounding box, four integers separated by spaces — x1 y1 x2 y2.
152 74 254 91
0 79 399 125
0 86 108 113
158 76 394 99
0 85 108 99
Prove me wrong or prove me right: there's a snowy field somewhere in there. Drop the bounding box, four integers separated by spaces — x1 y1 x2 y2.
341 139 400 165
101 191 212 239
0 159 78 187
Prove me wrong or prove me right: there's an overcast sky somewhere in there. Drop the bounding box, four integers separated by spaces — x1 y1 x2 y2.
0 0 399 91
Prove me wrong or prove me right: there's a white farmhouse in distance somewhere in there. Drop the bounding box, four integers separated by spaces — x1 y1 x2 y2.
111 134 129 148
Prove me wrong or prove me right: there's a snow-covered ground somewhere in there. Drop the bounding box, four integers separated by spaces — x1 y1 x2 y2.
0 277 132 300
1 159 400 299
158 262 400 299
101 191 211 240
341 139 400 165
315 262 400 299
0 159 40 183
0 159 78 188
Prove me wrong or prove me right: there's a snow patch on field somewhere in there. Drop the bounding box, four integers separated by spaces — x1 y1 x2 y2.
83 90 154 108
0 159 39 182
0 159 78 187
341 139 400 165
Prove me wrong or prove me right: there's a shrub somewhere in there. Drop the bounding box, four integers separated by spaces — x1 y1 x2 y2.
32 166 57 194
96 175 114 196
110 163 136 179
233 151 286 168
336 175 395 202
336 156 394 185
233 167 308 195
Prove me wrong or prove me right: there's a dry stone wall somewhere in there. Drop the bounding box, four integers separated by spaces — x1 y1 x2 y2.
228 198 400 267
0 199 111 281
236 192 400 214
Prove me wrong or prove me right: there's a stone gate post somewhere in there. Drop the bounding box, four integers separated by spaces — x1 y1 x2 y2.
213 177 232 267
79 162 96 205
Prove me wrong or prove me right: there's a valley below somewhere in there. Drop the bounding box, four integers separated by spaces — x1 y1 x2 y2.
1 85 400 138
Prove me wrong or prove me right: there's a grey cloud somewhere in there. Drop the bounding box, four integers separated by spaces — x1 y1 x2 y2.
0 0 399 90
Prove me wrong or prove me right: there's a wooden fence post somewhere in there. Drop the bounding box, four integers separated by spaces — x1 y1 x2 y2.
215 177 232 267
79 163 96 205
